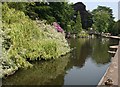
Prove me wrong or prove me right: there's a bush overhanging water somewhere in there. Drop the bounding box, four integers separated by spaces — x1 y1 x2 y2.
0 3 70 78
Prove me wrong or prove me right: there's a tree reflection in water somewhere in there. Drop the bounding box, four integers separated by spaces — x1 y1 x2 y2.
2 38 119 86
67 38 92 68
91 38 111 64
2 54 70 85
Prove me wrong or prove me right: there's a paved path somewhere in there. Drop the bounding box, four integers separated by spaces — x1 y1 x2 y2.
109 36 120 39
98 41 120 86
110 45 118 49
118 45 120 86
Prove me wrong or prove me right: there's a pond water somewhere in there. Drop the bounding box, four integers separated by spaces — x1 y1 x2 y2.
2 38 119 86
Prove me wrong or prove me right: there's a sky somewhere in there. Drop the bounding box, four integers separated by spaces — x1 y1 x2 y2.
69 0 120 21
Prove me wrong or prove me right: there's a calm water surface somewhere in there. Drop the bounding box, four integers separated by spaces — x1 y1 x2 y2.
2 38 119 86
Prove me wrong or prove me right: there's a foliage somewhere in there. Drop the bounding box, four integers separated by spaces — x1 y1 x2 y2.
92 10 110 33
53 22 64 33
73 2 93 29
112 20 120 35
6 2 28 12
78 30 89 38
74 11 82 34
6 2 75 32
44 2 75 32
1 3 70 78
66 20 75 33
92 6 114 33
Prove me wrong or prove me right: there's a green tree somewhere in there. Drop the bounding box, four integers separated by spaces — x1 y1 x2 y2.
49 2 74 31
74 11 82 34
112 20 120 35
92 6 114 33
92 11 110 33
6 2 75 32
66 20 75 33
7 2 28 12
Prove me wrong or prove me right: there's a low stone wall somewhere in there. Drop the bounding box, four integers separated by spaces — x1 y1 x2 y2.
98 41 120 86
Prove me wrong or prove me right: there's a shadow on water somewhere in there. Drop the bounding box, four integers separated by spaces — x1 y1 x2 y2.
2 38 119 86
2 54 70 85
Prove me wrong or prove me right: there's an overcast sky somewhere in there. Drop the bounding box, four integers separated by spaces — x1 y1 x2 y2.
69 0 120 21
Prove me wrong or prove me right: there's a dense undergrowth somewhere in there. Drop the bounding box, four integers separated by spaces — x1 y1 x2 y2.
0 3 70 78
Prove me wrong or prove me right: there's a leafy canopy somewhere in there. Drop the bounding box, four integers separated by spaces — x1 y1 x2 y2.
92 6 114 33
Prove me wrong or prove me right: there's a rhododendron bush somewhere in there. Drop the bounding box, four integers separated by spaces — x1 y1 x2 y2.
53 22 64 33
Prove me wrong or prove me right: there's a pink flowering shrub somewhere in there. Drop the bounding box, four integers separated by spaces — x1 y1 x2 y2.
53 22 64 33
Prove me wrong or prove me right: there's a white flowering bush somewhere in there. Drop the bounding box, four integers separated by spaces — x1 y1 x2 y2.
78 30 89 38
1 3 70 78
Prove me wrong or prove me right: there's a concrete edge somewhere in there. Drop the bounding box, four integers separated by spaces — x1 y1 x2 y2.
97 41 120 86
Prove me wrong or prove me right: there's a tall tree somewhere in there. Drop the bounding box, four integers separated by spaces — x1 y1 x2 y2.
92 6 114 33
92 11 110 33
49 2 74 31
74 11 82 34
6 2 75 32
73 2 93 29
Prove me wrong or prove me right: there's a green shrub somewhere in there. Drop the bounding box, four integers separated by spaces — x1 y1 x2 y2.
1 2 70 73
77 30 89 38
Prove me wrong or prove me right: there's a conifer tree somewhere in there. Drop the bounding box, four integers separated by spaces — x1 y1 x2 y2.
74 11 82 34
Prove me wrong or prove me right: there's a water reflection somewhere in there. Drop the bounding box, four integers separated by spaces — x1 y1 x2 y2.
64 38 118 85
2 38 119 85
2 54 70 85
91 38 110 64
67 38 92 68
